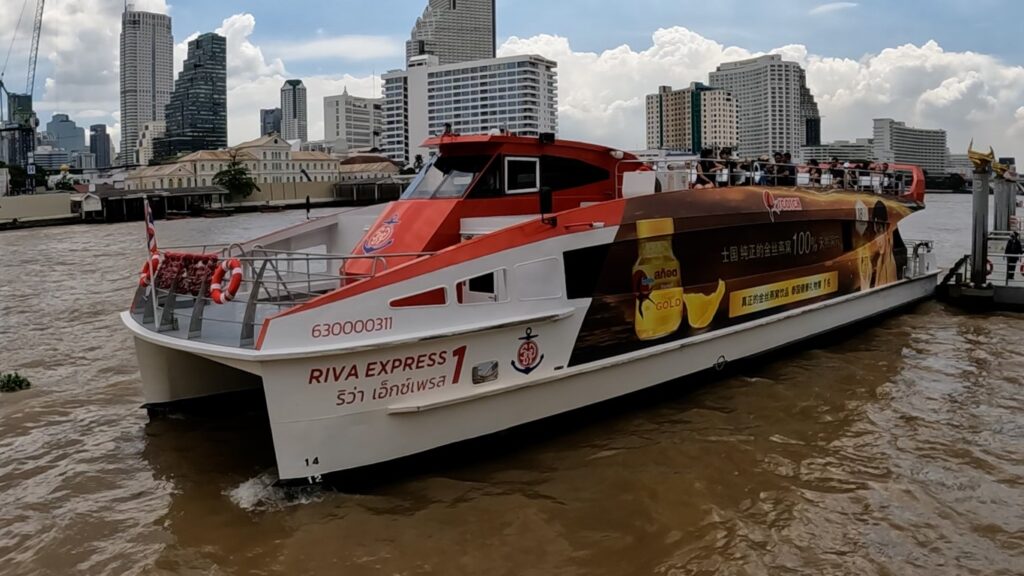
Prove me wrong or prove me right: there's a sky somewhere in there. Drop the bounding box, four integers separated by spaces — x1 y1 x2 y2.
1 0 1023 162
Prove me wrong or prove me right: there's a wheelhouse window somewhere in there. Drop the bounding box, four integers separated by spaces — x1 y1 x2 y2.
456 269 508 304
541 156 609 191
401 155 491 199
505 157 539 194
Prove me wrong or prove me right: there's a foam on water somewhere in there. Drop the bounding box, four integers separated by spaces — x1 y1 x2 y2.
225 471 324 512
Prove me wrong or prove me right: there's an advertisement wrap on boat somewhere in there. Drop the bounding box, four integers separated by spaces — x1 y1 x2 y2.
122 132 938 481
563 187 918 366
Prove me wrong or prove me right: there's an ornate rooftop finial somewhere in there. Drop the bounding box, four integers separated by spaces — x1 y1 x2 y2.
967 139 995 174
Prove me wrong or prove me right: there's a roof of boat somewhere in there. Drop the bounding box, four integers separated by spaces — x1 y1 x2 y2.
422 134 637 159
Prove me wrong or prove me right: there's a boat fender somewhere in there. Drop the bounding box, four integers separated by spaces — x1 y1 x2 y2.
210 258 243 304
986 259 993 275
138 253 163 287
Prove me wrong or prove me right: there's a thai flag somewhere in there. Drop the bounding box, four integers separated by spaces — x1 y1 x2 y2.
144 196 158 255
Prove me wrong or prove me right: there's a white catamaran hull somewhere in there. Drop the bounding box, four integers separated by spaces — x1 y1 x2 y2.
124 271 937 482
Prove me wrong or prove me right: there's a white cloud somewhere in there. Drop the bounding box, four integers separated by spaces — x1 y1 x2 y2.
809 2 859 16
499 28 1024 160
1 0 169 150
6 6 1024 163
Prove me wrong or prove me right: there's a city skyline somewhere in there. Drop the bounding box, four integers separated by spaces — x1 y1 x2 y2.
3 1 1023 161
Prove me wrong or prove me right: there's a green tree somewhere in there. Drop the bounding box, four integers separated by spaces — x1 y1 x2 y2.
54 175 75 191
213 152 260 199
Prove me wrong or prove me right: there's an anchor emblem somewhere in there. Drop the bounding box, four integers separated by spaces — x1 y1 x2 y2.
511 328 544 375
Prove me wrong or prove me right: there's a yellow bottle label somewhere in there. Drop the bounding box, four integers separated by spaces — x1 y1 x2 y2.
635 286 684 340
633 219 683 341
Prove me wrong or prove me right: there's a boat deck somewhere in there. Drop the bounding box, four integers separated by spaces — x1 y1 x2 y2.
130 245 430 349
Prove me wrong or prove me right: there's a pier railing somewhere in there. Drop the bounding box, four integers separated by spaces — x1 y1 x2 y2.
130 246 433 348
951 253 1024 288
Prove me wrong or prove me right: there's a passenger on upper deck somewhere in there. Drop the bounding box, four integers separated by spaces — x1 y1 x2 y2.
694 148 715 189
807 159 822 187
879 162 893 194
776 152 794 187
712 148 734 187
829 157 845 189
767 153 781 186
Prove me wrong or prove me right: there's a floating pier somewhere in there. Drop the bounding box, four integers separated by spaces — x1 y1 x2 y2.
937 144 1024 310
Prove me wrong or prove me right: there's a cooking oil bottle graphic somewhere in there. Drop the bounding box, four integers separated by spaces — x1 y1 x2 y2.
632 218 683 340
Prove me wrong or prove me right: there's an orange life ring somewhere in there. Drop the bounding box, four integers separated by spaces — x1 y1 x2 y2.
138 253 162 287
210 258 243 304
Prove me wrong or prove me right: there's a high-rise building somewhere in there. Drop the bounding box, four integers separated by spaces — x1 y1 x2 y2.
120 7 174 166
872 118 947 174
72 151 97 170
45 114 87 153
3 93 36 169
947 153 972 178
406 0 496 66
802 85 821 147
90 124 113 168
324 88 384 153
281 80 308 142
382 54 558 165
798 138 874 164
645 83 737 152
153 33 227 161
33 146 71 170
134 120 166 166
260 108 282 136
709 54 820 159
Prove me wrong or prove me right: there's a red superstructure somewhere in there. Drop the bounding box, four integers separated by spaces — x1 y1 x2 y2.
344 134 642 278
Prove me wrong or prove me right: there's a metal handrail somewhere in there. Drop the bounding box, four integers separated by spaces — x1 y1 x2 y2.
956 252 1024 287
131 246 438 348
615 158 919 198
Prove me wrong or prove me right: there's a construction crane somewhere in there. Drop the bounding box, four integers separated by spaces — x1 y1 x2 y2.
0 0 45 188
25 0 45 97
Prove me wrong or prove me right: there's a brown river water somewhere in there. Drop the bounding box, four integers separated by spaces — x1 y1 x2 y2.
1 194 1022 575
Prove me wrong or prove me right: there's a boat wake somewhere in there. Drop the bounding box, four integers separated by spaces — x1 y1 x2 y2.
225 471 323 512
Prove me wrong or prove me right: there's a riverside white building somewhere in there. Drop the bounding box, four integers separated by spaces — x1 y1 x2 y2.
119 7 174 166
709 54 820 159
382 54 558 165
406 0 496 66
798 138 875 164
124 134 339 191
872 118 948 174
645 83 737 152
947 153 972 178
324 88 384 153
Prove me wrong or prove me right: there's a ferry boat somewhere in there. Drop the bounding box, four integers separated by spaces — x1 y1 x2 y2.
122 134 938 483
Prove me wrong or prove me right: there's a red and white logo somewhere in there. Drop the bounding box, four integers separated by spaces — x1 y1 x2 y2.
363 214 399 253
511 328 544 375
763 190 803 222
